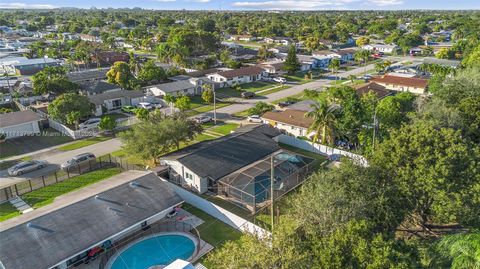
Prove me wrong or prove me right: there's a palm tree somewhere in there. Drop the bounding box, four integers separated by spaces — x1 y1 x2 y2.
436 231 480 269
305 100 339 145
328 58 340 80
164 94 176 115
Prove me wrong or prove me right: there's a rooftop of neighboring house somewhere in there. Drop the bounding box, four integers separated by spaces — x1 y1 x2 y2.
285 100 317 112
0 171 183 269
258 60 284 69
88 89 145 105
354 82 392 99
422 57 461 68
335 48 356 56
214 66 265 79
0 110 42 128
187 68 223 77
371 74 428 88
66 68 110 82
79 80 120 95
262 109 313 129
162 124 281 181
146 78 210 95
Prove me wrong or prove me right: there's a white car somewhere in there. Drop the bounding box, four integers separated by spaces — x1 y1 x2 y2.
79 118 101 129
247 115 263 123
194 116 212 123
273 77 287 83
137 102 153 110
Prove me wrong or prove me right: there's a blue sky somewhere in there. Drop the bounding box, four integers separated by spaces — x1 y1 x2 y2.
0 0 478 10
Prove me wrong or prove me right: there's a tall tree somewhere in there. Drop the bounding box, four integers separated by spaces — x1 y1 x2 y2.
283 45 300 75
48 93 94 125
106 61 137 90
32 66 79 95
305 100 339 145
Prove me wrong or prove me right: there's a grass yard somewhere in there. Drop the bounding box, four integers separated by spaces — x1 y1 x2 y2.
239 82 275 93
183 203 242 247
22 167 122 209
186 102 231 117
232 109 251 118
56 136 112 151
329 79 348 85
0 202 20 222
208 123 239 135
282 72 313 84
271 91 309 105
257 85 291 96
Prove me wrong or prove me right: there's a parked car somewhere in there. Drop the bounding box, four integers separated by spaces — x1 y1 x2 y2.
8 160 47 176
194 116 212 124
79 118 101 129
278 101 296 108
121 105 136 113
137 102 153 110
273 77 287 83
262 77 273 82
151 102 163 109
241 91 256 99
167 209 179 218
247 115 263 123
61 153 96 171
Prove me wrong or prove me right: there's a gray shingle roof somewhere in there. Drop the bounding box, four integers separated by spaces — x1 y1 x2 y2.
88 89 145 105
163 124 281 181
79 81 120 95
67 68 109 82
0 110 42 128
0 172 183 269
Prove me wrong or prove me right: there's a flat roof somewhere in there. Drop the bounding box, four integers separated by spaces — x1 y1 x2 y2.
0 110 42 128
0 171 183 269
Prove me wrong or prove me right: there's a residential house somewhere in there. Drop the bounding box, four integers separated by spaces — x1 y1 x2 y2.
335 49 355 63
0 56 61 75
362 44 398 54
0 171 183 269
88 89 146 116
371 74 428 95
261 109 314 138
161 124 281 194
258 60 284 74
297 54 319 71
264 37 294 46
66 68 110 83
229 35 257 42
284 100 317 112
409 47 424 56
145 78 212 97
312 50 340 69
354 82 392 99
79 34 102 43
207 66 266 87
0 110 43 139
78 81 121 96
91 51 130 67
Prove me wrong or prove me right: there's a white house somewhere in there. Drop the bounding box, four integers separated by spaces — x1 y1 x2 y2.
261 109 314 138
207 66 266 87
264 37 294 46
312 50 340 69
335 49 355 63
362 44 398 54
371 74 428 95
145 78 212 97
258 60 284 74
88 89 146 116
0 110 43 139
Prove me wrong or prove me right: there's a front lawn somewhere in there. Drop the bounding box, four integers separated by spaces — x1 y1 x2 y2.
22 167 122 209
257 85 291 96
239 82 275 93
208 123 239 135
232 109 250 118
282 72 313 84
57 136 112 151
0 202 20 222
271 91 310 105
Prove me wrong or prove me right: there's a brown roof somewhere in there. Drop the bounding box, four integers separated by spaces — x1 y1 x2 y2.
0 110 42 128
259 62 284 70
336 49 356 56
355 82 391 98
262 109 313 129
216 66 264 79
371 75 428 89
187 68 221 77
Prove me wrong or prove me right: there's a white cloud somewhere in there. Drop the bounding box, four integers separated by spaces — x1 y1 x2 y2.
0 2 56 9
232 0 358 10
157 0 177 2
368 0 403 6
189 0 211 2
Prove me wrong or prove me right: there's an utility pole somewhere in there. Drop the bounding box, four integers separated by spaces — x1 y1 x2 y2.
372 107 378 152
270 155 274 234
213 86 217 125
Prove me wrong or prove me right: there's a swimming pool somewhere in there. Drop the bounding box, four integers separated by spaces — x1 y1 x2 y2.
107 233 196 269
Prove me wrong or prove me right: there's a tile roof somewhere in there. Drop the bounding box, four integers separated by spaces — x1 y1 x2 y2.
0 110 42 128
215 66 264 79
0 171 183 269
262 109 313 129
354 82 392 98
371 74 428 88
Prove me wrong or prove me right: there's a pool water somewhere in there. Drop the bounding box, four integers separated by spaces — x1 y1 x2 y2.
109 234 195 269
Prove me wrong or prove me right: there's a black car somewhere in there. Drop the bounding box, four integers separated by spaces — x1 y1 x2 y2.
241 91 255 99
278 101 296 108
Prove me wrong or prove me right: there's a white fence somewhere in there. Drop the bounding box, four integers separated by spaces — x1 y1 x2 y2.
275 134 368 167
48 118 97 140
161 178 271 240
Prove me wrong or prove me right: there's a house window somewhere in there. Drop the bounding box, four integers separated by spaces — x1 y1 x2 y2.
112 99 122 109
